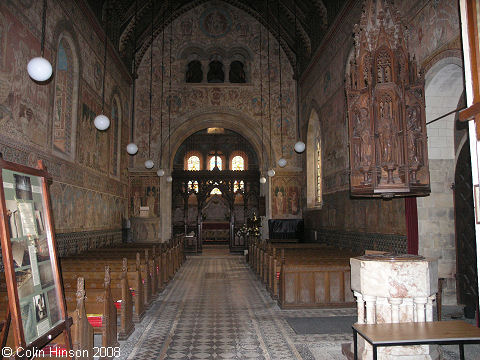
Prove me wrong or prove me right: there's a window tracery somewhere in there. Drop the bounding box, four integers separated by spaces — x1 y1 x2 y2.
187 155 201 170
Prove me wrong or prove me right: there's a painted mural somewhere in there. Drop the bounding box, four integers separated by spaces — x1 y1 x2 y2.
77 81 109 173
271 174 302 219
134 2 299 171
0 2 130 245
129 174 161 218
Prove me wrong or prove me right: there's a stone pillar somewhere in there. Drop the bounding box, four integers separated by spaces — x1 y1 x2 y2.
349 254 439 360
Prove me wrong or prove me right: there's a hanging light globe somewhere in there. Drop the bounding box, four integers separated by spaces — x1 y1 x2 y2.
278 158 287 168
157 169 165 177
94 114 110 131
294 141 306 153
259 176 267 184
27 57 53 82
126 143 138 155
166 175 173 183
145 159 154 169
267 169 275 177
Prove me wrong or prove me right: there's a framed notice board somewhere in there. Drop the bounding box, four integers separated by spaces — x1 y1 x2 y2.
0 157 72 358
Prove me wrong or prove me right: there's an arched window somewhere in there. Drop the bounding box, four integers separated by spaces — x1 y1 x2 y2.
188 180 199 193
231 155 244 170
209 156 222 170
229 61 246 83
53 35 78 159
110 97 121 177
306 108 322 208
187 156 201 170
233 180 244 193
207 60 224 83
211 187 222 195
316 141 322 203
186 60 203 83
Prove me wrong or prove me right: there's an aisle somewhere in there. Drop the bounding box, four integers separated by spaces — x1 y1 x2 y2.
117 252 353 360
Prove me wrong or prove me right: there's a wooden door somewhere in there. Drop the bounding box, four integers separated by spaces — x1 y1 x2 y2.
455 139 478 311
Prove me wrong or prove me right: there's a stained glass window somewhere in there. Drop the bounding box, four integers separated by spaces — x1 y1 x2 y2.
188 180 199 193
234 180 244 193
231 156 244 171
316 141 322 203
209 156 222 170
211 187 222 195
187 156 200 170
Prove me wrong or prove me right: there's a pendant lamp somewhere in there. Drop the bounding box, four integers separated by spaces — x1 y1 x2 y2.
157 1 167 176
145 0 155 168
259 10 267 185
293 1 305 154
266 0 275 177
94 1 110 131
127 0 139 154
276 0 286 167
166 0 173 182
28 0 52 82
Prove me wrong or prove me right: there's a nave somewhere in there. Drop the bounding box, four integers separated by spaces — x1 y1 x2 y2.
117 246 353 360
116 247 475 360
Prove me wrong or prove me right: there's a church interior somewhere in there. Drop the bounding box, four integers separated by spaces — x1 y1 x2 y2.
1 0 480 359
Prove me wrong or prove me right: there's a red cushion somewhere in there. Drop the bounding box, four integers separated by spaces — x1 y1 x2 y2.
87 315 103 327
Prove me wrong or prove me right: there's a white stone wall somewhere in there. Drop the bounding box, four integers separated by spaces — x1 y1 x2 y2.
417 61 464 305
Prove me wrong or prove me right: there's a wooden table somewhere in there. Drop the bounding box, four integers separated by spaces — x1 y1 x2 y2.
353 320 480 360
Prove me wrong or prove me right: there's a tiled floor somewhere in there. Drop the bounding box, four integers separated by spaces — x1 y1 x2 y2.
117 250 480 360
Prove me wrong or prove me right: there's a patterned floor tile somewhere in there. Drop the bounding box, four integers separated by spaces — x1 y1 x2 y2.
115 251 480 360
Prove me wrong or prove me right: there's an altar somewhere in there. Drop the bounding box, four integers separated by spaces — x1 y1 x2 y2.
202 222 230 244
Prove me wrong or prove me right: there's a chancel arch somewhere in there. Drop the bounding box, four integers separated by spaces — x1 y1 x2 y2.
171 128 259 251
306 107 322 208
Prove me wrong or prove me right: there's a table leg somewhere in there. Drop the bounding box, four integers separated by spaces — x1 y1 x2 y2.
459 343 465 360
353 328 357 360
373 345 377 360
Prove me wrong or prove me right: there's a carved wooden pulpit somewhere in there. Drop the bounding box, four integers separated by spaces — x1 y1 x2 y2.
346 0 430 198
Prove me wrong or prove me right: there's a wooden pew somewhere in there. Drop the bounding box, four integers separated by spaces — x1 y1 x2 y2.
60 253 145 323
63 266 118 354
61 250 153 309
62 258 134 340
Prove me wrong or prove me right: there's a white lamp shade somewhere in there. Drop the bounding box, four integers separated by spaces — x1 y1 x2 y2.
145 159 154 169
294 141 306 153
94 114 110 130
278 158 287 167
157 169 165 177
27 57 53 82
259 176 267 184
126 143 138 155
166 175 173 182
267 169 275 177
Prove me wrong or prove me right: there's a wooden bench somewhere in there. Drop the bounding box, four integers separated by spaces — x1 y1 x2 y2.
352 320 480 360
60 253 145 323
248 240 360 308
62 258 134 340
64 266 118 355
62 250 153 309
